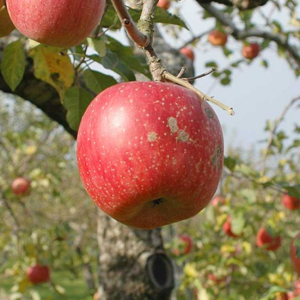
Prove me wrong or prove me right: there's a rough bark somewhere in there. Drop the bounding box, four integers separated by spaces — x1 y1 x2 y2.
195 0 269 10
96 211 174 300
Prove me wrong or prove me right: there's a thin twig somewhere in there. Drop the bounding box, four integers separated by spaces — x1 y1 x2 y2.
164 72 235 115
184 67 217 82
260 95 300 173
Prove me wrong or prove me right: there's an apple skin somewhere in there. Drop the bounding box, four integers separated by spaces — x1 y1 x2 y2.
11 177 31 196
157 0 171 10
282 194 300 210
290 233 300 275
256 228 281 251
180 47 195 62
26 264 50 284
242 43 260 59
6 0 105 48
223 217 240 238
211 195 225 207
208 30 228 46
0 1 15 37
77 81 224 230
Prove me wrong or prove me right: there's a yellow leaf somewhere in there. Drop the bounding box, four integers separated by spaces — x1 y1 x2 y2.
184 263 198 278
221 245 236 254
24 145 37 155
29 45 74 99
242 241 252 254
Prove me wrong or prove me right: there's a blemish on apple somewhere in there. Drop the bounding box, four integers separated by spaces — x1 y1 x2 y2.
167 117 179 133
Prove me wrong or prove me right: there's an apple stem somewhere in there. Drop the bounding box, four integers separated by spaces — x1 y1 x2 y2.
110 0 235 115
164 72 235 115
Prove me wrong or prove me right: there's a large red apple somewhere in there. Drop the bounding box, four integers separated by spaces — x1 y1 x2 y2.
290 233 300 274
242 43 260 59
180 47 195 62
26 264 50 284
6 0 105 48
208 30 228 46
157 0 171 10
256 227 281 251
223 217 240 238
282 194 300 210
11 177 31 196
77 82 224 229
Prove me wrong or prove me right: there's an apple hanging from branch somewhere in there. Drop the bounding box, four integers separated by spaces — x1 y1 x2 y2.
11 177 31 196
6 0 106 47
26 264 50 284
77 81 224 229
256 227 281 251
282 194 300 210
180 47 195 62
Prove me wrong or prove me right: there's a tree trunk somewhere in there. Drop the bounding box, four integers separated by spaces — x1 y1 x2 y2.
96 211 174 300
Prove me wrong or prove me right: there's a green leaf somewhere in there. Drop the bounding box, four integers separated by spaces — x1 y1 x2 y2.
102 50 136 81
106 35 151 78
83 69 117 94
224 156 237 171
1 39 26 91
231 213 245 235
261 60 269 68
87 37 106 57
63 87 94 131
239 189 256 203
101 5 188 30
151 7 188 29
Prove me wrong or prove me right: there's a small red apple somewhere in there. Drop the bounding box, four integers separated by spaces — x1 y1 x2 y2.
157 0 171 10
276 292 289 300
294 279 300 296
242 43 260 59
211 195 226 207
256 228 281 251
223 217 240 238
77 82 224 229
180 47 195 62
291 233 300 275
208 273 226 285
173 234 193 256
282 194 300 210
208 30 228 46
94 292 99 300
6 0 105 48
26 264 50 284
11 177 31 196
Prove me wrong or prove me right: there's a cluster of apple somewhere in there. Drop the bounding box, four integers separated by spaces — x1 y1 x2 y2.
210 193 300 299
178 30 261 63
